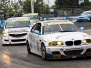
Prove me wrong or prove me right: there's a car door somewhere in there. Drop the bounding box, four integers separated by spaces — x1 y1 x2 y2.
33 23 41 52
29 23 41 52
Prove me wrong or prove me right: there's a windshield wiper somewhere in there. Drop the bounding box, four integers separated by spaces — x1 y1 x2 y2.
59 31 74 32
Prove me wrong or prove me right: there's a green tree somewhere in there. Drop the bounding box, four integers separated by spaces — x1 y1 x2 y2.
18 0 24 13
0 0 24 16
7 7 14 15
34 0 49 14
0 0 10 13
23 0 49 14
23 0 31 13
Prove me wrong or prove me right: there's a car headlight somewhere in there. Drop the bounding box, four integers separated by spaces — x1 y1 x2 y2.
82 40 87 44
85 16 88 18
2 33 9 37
82 39 91 44
48 41 63 46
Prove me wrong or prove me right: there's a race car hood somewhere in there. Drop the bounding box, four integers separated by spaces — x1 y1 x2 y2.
78 15 86 18
79 14 91 18
42 32 91 41
4 27 31 33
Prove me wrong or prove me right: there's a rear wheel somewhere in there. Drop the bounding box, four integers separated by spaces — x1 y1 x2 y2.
41 44 47 60
26 41 31 54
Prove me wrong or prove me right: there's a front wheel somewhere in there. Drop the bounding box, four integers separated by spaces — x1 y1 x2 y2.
89 18 91 22
41 44 47 60
2 44 6 46
26 41 31 54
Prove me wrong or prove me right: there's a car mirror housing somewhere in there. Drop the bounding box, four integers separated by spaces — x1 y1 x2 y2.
80 27 84 32
34 30 41 35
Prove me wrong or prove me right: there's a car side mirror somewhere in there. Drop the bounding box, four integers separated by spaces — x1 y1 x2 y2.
80 27 84 32
34 30 41 35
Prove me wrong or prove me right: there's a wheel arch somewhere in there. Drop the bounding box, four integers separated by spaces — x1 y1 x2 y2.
26 39 30 46
41 42 45 47
26 38 30 44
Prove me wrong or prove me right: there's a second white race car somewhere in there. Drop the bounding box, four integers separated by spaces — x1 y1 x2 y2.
2 17 33 45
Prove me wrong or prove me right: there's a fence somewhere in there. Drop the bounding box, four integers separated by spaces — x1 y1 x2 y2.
42 7 91 18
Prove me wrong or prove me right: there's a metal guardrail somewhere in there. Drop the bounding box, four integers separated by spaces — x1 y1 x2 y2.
44 16 78 22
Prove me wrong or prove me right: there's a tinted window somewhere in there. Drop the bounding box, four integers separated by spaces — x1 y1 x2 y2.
6 21 30 28
43 24 79 34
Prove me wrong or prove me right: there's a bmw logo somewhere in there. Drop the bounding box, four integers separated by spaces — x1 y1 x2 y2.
72 38 74 40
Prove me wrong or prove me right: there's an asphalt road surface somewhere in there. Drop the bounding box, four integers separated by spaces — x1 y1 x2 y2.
75 22 91 30
0 22 91 68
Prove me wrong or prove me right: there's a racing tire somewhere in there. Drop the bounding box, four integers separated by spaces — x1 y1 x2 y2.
2 44 5 46
26 41 31 54
41 44 47 60
2 41 6 46
89 18 91 22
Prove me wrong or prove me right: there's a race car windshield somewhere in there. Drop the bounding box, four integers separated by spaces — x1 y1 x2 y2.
43 24 79 35
23 15 38 19
5 21 30 28
81 11 91 15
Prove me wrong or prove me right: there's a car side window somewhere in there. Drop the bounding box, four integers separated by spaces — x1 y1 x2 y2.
31 23 41 34
31 24 37 33
35 23 41 32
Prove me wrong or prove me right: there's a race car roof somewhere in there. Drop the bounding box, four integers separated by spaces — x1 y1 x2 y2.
40 20 74 26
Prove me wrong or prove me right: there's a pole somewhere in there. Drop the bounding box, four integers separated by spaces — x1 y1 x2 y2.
47 0 49 14
31 0 34 13
47 0 49 7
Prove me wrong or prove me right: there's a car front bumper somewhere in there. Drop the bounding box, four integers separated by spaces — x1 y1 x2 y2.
45 45 91 59
2 35 27 44
77 18 90 22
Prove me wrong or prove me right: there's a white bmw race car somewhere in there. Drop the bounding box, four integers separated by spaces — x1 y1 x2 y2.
27 20 91 59
2 17 33 45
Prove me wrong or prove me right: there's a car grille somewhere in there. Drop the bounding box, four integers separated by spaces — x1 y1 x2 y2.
9 33 27 37
65 40 81 46
65 41 73 46
74 40 81 45
64 50 83 56
11 39 26 42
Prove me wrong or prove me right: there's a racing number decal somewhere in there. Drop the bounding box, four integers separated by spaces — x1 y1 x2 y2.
30 35 35 41
37 43 39 51
29 34 40 51
36 40 40 51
